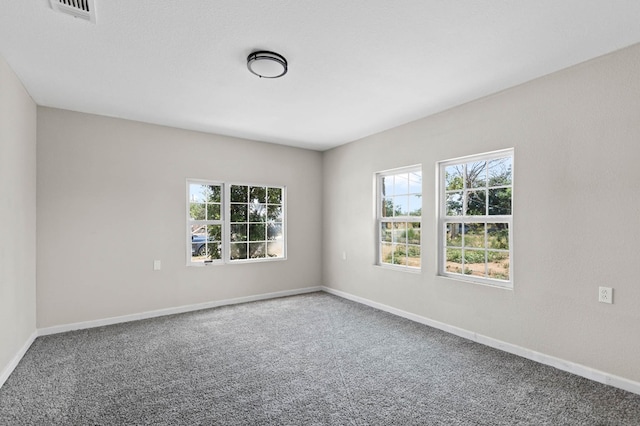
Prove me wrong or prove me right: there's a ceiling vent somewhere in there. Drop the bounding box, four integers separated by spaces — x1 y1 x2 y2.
49 0 96 23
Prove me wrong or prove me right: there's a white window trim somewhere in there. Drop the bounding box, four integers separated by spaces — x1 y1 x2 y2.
186 179 224 267
376 164 423 272
186 179 287 266
437 148 514 288
225 182 287 264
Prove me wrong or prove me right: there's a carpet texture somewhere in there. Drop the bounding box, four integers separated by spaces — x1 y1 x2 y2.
1 292 639 425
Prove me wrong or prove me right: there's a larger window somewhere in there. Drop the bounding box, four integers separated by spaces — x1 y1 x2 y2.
187 181 285 265
377 166 422 270
438 149 513 287
229 184 284 261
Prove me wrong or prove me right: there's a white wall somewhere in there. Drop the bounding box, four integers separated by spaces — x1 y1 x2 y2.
0 56 37 379
323 43 640 383
36 108 323 328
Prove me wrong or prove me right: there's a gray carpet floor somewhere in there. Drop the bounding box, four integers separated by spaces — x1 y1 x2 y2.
1 292 639 425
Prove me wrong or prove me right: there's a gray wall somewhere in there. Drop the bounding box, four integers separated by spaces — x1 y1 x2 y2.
322 43 640 383
36 108 323 328
0 56 37 375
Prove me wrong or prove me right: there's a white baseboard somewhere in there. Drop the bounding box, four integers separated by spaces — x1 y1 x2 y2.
321 286 640 396
0 331 37 389
6 286 638 397
38 286 322 336
2 287 322 389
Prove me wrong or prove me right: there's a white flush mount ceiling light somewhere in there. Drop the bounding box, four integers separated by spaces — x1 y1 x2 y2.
247 51 288 79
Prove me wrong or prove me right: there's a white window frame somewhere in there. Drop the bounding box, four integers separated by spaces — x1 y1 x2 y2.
437 149 513 288
187 180 224 266
226 182 287 264
376 165 422 272
186 180 286 266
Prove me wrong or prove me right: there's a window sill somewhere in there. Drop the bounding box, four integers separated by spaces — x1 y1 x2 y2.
375 264 422 274
437 273 513 289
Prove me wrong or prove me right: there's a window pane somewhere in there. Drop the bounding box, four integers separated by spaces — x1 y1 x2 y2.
466 161 486 188
249 203 266 222
393 222 407 243
446 223 462 247
488 187 512 215
380 242 393 264
267 240 284 258
394 174 409 195
464 250 486 277
189 225 222 261
488 252 510 280
207 185 221 203
249 223 266 241
249 186 266 203
394 196 409 216
249 242 266 258
208 242 222 260
464 223 485 248
267 223 283 240
446 192 463 216
230 243 248 260
382 198 394 217
408 195 422 216
445 166 463 191
190 203 205 220
191 231 208 258
407 245 420 268
382 176 394 197
189 184 207 203
267 187 282 204
446 249 463 274
230 185 248 203
392 244 408 266
407 222 421 245
230 224 247 242
267 205 282 221
409 172 422 194
230 204 247 222
206 204 221 220
208 224 222 242
464 249 485 265
487 223 509 250
381 222 392 243
466 190 486 215
488 157 512 186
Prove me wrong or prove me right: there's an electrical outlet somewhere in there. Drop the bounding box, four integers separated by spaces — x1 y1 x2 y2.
153 260 161 271
598 286 613 304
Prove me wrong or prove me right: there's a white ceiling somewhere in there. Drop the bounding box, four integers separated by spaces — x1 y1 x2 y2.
1 1 640 151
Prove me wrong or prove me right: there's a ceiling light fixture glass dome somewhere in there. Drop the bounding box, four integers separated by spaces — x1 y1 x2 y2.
247 51 288 78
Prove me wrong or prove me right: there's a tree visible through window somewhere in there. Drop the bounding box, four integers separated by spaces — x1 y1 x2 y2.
187 181 285 265
229 184 284 261
439 150 513 286
377 166 422 270
189 183 222 262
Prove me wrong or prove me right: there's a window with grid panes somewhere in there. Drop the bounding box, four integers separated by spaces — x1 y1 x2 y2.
377 166 422 270
187 181 285 265
229 184 285 261
439 149 513 286
188 182 223 264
